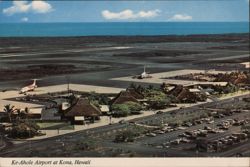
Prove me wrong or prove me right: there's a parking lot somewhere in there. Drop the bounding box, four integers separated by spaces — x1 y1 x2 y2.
103 96 250 157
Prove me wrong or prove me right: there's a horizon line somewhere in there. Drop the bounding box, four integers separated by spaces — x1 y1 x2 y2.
0 21 249 24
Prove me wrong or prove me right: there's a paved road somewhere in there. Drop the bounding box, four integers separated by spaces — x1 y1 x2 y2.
0 134 12 151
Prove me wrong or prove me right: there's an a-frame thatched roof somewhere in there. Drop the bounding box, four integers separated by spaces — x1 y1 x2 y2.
168 85 194 101
111 91 139 105
126 88 144 99
65 98 101 117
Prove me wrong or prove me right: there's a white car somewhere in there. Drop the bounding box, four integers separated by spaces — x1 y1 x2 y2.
146 133 157 137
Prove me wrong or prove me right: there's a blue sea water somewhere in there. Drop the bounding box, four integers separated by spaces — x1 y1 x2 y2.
0 22 249 37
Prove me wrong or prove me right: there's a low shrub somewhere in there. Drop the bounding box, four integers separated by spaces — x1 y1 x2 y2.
111 102 143 117
7 121 40 139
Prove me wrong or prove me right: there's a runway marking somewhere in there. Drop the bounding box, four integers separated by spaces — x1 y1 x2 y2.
208 54 250 61
0 46 132 58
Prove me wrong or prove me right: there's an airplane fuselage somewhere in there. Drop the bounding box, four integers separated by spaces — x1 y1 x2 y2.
19 80 38 94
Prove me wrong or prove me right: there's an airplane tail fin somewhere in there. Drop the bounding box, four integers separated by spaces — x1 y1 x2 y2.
32 79 37 87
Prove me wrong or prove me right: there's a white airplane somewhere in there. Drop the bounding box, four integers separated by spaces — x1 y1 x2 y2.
133 65 152 79
19 79 38 94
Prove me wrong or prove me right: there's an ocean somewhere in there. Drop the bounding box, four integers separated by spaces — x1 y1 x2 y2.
0 22 249 37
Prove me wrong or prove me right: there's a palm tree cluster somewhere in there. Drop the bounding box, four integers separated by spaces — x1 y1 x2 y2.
3 104 28 123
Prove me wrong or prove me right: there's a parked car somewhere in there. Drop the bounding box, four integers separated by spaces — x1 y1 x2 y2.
224 111 233 116
195 120 203 124
220 125 229 130
177 126 187 130
156 111 164 114
119 119 127 124
233 110 241 113
146 133 157 137
181 138 190 143
204 126 212 130
171 139 181 145
155 130 165 134
179 133 189 138
129 121 136 124
183 122 192 127
207 120 214 124
208 129 217 134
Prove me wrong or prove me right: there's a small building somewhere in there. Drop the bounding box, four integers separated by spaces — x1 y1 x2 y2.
64 98 101 124
61 102 70 110
126 88 144 99
215 72 249 85
41 108 61 120
202 88 214 95
100 105 110 115
27 107 43 119
168 85 196 103
168 85 207 103
189 88 201 93
240 62 250 69
111 91 140 105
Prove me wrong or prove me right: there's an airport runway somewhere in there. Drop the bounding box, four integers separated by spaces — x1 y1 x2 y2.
0 38 249 91
0 46 132 58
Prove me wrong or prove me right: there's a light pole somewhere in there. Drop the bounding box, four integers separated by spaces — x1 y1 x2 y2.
196 149 199 157
0 134 2 147
28 128 31 155
109 115 112 125
65 76 70 96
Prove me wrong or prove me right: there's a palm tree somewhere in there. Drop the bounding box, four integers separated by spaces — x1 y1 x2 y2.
160 83 169 93
16 109 21 122
16 109 27 122
3 104 15 123
22 107 29 120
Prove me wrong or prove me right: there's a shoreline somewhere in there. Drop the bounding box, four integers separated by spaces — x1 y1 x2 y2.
0 32 249 38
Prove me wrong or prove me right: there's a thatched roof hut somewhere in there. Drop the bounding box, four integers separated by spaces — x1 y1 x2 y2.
65 98 101 118
126 88 144 99
168 85 196 103
111 91 139 105
215 72 249 85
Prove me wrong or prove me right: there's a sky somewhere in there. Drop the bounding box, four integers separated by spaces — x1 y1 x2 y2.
0 0 249 23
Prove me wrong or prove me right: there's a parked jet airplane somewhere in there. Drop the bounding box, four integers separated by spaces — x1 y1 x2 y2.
19 79 38 94
132 65 152 79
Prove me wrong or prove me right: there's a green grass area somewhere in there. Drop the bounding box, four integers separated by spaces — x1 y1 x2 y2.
37 122 62 129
